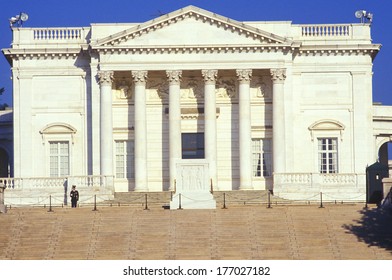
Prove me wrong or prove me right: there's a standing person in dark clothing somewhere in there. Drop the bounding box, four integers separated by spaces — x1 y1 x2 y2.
70 185 79 208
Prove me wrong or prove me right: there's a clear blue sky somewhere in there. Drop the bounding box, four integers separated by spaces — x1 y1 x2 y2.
0 0 391 106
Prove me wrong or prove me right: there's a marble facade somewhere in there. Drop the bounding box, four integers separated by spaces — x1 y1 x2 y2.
2 5 389 205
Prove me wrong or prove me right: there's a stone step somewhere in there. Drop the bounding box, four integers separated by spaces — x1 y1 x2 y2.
107 190 286 207
1 204 390 260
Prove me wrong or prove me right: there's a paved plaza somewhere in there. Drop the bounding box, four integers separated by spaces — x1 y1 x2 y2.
0 203 391 260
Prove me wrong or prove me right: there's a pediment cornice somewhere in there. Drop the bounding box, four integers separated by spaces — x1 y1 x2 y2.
2 47 82 62
297 44 381 59
91 5 292 50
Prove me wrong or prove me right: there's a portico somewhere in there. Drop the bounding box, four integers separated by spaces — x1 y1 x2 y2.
96 67 286 192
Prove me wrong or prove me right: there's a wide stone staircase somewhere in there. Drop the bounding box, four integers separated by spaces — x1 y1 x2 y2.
109 190 284 209
1 203 391 260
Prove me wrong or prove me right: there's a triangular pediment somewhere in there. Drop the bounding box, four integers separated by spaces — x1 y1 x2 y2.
92 5 291 50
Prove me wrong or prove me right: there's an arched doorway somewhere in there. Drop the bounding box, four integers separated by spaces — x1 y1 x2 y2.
0 148 9 177
368 141 392 204
378 142 392 174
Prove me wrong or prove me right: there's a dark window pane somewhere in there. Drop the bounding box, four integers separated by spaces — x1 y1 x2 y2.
182 133 204 159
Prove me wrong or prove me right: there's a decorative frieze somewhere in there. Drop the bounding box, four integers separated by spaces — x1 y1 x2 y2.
113 73 275 103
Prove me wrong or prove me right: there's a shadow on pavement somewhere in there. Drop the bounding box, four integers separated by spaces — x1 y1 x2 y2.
343 207 392 254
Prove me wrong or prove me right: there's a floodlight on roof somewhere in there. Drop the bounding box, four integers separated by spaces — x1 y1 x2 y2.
9 12 29 28
355 10 373 24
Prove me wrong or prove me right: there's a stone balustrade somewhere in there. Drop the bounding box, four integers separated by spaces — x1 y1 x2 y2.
300 24 351 37
0 175 111 189
33 28 84 40
275 173 360 186
10 27 90 47
321 173 357 184
279 173 312 185
1 176 114 206
274 173 365 202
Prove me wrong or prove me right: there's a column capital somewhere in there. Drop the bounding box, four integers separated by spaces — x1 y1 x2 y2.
270 68 287 84
166 70 182 85
131 70 148 85
202 69 218 84
97 70 114 86
236 69 252 83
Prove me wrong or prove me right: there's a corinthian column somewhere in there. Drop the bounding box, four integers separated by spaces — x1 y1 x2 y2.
236 69 253 190
98 70 114 176
271 68 286 174
202 69 218 190
132 70 148 191
166 70 182 190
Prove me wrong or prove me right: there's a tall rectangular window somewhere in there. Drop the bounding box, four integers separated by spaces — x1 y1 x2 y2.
49 141 69 177
318 138 338 173
182 133 204 159
252 138 272 177
115 140 134 178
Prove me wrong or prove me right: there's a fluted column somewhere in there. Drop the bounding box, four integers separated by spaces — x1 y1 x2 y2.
167 70 182 190
202 69 218 190
236 69 253 190
271 68 286 174
98 70 114 176
132 70 148 191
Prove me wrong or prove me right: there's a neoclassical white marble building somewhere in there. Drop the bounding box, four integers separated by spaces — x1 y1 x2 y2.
2 5 391 205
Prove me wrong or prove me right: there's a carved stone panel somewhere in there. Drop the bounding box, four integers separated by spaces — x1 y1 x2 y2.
170 159 216 209
216 77 236 99
181 78 204 100
251 76 272 99
114 78 133 100
147 77 169 102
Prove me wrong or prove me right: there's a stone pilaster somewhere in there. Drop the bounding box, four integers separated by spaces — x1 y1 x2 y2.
271 68 286 174
236 69 253 190
98 70 114 176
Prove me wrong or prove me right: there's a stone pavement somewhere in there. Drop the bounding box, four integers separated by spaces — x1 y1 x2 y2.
0 203 391 260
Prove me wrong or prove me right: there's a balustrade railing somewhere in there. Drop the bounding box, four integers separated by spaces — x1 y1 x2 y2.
280 173 312 184
300 24 351 37
33 28 85 40
0 176 111 189
276 173 358 185
321 173 356 184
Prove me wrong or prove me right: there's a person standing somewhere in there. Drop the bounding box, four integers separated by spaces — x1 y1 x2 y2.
70 185 79 208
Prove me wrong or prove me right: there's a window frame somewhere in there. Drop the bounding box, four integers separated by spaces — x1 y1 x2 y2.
49 141 70 177
252 138 272 178
115 140 135 179
318 137 339 174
